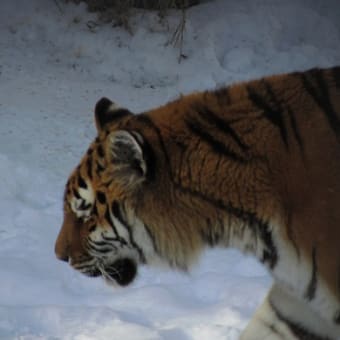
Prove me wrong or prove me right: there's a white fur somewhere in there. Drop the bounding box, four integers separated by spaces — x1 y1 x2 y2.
271 226 340 334
131 216 166 267
241 287 297 340
90 206 159 265
70 181 94 220
227 219 340 339
109 211 131 243
228 222 268 260
108 103 120 111
241 284 340 339
270 284 340 339
78 185 95 205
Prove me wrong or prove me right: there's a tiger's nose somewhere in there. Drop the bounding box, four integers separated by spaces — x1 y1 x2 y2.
55 239 70 262
56 253 69 262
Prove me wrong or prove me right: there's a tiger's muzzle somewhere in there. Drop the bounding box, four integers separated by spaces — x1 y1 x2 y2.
66 254 137 286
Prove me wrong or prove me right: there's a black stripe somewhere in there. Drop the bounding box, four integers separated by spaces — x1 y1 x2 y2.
111 201 146 263
135 114 173 177
332 66 340 89
87 240 115 254
73 189 81 199
88 239 113 247
195 105 249 152
286 211 301 259
101 232 120 243
105 206 120 240
286 107 305 156
251 79 304 154
78 175 87 189
88 224 96 233
263 81 289 148
111 201 124 221
131 130 157 181
305 246 318 300
197 154 207 192
92 203 98 216
97 145 104 158
86 157 93 180
172 138 194 187
247 81 289 148
96 161 105 173
181 139 199 187
186 119 247 163
214 156 222 173
258 224 278 270
200 218 223 247
96 191 106 204
143 223 160 255
301 69 340 141
144 139 157 181
78 200 91 211
175 140 186 183
270 301 332 340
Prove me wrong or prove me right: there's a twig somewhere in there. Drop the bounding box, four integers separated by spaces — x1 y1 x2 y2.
87 20 100 33
170 6 187 63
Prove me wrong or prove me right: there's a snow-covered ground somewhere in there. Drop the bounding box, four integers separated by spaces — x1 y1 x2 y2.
0 0 339 339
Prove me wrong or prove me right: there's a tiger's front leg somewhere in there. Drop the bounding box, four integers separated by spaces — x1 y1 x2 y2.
241 284 336 340
240 285 298 340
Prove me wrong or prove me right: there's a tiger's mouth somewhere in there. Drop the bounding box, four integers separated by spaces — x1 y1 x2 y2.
79 258 137 286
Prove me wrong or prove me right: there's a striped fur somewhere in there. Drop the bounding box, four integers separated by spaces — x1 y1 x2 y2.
55 66 340 339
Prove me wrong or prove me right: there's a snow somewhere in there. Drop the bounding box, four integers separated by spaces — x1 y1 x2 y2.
0 0 339 338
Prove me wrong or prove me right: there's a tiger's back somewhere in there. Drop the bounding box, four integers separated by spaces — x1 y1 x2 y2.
55 66 340 339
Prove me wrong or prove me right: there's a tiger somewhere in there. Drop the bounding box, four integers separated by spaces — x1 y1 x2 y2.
55 66 340 339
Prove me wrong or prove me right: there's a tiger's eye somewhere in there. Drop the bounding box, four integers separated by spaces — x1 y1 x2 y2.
88 224 97 233
96 191 106 204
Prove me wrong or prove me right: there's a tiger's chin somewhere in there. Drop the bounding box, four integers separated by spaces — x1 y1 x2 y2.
103 258 137 286
82 258 137 287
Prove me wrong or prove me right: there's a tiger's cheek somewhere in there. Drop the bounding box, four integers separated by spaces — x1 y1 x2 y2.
69 180 95 220
87 222 105 241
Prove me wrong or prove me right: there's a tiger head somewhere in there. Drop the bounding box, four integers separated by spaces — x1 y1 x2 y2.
55 96 204 287
55 98 160 286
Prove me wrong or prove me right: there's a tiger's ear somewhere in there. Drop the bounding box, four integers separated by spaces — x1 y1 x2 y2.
94 97 132 133
107 130 147 190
